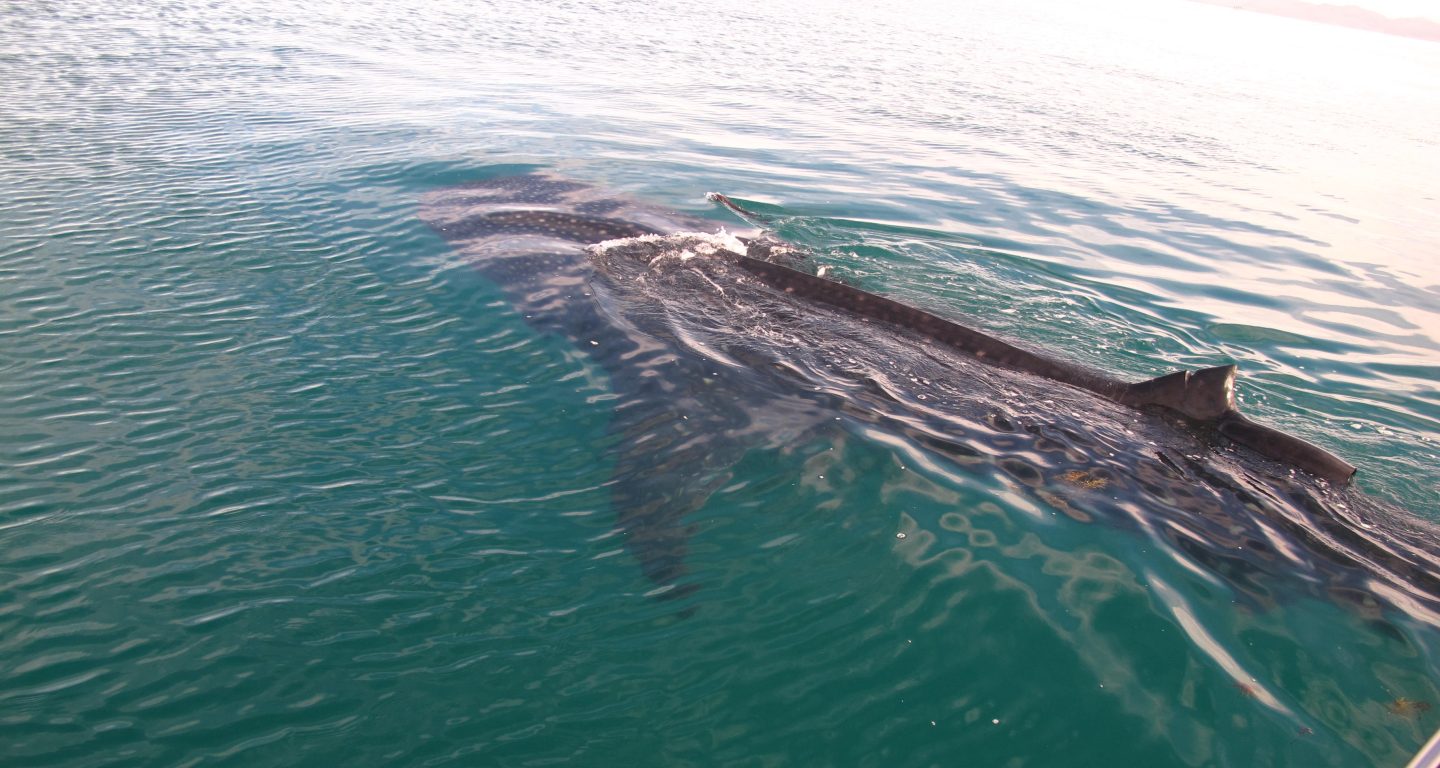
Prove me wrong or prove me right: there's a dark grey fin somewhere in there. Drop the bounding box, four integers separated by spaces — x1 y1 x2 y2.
1123 365 1355 484
706 192 773 227
601 348 791 601
1189 365 1240 419
1120 365 1236 421
1216 412 1357 485
609 429 728 602
706 195 808 264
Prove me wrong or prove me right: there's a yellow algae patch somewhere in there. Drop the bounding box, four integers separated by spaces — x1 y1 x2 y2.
1062 469 1110 490
1386 698 1432 717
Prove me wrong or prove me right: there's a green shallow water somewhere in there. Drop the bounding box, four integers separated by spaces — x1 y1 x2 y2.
2 1 1438 766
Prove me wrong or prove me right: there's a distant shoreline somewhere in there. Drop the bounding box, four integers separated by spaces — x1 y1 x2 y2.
1190 0 1440 42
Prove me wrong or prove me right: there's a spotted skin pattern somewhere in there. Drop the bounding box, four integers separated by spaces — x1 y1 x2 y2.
419 173 1440 621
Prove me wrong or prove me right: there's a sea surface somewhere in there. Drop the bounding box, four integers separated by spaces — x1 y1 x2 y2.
2 0 1438 766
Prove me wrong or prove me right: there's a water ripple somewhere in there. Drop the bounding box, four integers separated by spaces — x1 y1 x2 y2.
3 1 1438 766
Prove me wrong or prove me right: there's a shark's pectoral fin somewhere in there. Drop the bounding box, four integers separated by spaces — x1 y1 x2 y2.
604 392 752 600
611 468 727 601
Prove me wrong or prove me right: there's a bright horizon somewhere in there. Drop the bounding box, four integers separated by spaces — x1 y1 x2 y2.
1290 0 1440 21
1187 0 1440 40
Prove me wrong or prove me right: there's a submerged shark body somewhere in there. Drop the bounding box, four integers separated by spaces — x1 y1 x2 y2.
419 172 1439 619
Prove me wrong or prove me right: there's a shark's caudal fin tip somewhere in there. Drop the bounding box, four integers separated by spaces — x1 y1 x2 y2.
1218 412 1357 486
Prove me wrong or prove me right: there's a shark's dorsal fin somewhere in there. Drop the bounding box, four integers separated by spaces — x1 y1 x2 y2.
1121 365 1236 421
1120 365 1355 483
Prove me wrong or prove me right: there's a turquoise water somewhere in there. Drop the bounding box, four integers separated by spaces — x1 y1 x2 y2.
3 0 1438 765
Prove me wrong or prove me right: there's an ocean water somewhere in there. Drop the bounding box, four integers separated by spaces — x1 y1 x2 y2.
2 0 1438 766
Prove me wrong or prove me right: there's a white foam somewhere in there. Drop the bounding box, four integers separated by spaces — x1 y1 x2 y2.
590 229 743 256
589 232 670 252
587 230 748 267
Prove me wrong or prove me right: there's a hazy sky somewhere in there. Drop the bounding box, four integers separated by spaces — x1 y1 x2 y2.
1310 0 1440 20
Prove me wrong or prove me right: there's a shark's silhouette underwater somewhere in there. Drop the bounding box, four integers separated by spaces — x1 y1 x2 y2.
420 171 1439 618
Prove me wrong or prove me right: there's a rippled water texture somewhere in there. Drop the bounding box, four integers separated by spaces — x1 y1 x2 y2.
2 1 1438 766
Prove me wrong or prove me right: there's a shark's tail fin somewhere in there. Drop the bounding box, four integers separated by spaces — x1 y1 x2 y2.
1124 364 1355 485
1216 413 1357 485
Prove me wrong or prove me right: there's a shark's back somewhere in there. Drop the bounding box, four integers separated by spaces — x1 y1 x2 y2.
419 172 1440 623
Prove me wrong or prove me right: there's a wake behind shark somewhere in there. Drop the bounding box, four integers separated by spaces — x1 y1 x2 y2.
419 171 1437 619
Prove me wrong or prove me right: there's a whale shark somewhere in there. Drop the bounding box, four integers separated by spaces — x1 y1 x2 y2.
708 189 1355 485
418 170 1439 619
